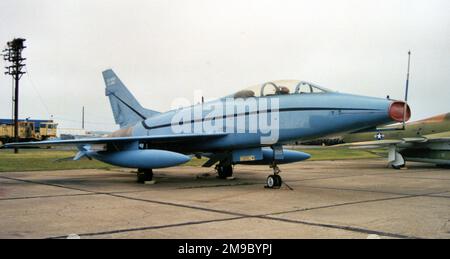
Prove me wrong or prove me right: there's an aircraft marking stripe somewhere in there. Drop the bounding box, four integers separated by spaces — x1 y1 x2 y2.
141 107 382 130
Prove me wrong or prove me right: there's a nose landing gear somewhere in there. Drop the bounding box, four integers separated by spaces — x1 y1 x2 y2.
266 164 282 188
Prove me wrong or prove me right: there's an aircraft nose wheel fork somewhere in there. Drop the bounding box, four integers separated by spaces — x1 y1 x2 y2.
266 164 282 189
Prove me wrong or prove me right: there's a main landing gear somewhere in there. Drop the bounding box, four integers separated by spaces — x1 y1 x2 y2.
391 163 406 170
389 146 406 170
216 164 233 179
266 164 282 189
137 168 153 183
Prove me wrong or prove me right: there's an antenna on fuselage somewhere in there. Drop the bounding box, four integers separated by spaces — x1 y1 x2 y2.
402 50 411 130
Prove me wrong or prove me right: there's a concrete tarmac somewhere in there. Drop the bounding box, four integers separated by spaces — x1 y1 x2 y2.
0 159 449 239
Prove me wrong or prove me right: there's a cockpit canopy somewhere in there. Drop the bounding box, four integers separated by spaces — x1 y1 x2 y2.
230 80 332 99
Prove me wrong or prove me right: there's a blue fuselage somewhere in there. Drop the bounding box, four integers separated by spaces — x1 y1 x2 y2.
129 92 398 153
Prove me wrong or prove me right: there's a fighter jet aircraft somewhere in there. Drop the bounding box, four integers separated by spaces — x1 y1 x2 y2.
4 69 411 188
339 113 450 169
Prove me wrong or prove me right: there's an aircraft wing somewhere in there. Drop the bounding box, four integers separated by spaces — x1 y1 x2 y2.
2 133 228 148
423 131 450 142
336 134 450 149
335 138 426 149
335 139 404 149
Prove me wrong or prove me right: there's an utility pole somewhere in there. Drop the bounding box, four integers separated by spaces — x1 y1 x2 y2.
3 38 26 154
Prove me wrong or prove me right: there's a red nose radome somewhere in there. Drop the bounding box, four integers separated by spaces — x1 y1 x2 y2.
389 101 411 122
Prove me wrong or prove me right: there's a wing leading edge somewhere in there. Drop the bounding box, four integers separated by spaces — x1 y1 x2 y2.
335 134 450 149
3 133 228 148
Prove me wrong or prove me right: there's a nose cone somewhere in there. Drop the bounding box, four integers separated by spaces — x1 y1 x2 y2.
389 101 411 122
312 93 414 137
279 149 311 163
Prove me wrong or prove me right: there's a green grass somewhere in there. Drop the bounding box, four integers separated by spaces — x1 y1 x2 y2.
0 149 114 172
0 147 384 172
0 149 209 172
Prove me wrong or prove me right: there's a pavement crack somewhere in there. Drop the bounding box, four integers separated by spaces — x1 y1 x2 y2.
46 216 246 239
264 190 450 217
256 216 421 239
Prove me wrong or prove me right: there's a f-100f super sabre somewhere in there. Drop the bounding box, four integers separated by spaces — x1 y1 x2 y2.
339 113 450 169
4 69 411 188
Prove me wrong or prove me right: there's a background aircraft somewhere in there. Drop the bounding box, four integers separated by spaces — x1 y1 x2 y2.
339 113 450 169
4 69 411 188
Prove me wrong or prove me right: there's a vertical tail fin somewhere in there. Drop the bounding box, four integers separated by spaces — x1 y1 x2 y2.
103 69 160 128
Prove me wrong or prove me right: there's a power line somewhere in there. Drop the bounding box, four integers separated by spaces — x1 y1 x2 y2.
24 66 52 118
20 68 116 127
52 116 116 126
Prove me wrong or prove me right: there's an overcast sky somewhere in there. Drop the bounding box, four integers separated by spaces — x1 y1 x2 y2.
1 0 449 131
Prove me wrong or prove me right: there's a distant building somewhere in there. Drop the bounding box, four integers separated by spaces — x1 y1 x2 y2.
57 128 110 139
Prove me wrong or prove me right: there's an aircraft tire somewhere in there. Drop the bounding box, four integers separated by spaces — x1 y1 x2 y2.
391 164 405 170
274 175 282 187
218 165 233 179
266 175 282 188
137 169 153 183
266 175 275 188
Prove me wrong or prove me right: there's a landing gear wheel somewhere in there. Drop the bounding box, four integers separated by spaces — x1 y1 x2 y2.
266 175 282 188
266 163 282 189
217 165 233 179
274 175 282 186
137 169 153 183
391 164 405 170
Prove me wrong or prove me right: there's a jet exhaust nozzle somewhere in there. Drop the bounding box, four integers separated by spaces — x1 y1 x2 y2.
389 101 411 122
